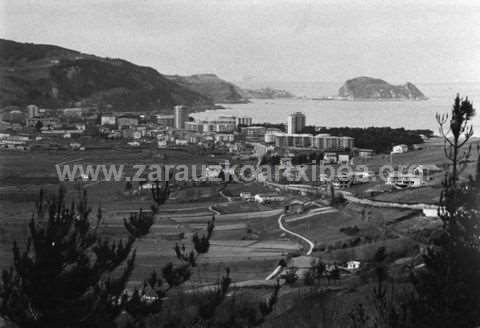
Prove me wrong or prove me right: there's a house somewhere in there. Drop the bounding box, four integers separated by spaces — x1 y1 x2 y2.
346 260 361 271
356 148 374 159
70 142 82 150
323 152 337 164
156 114 175 128
412 164 442 177
157 139 168 148
214 133 235 143
392 144 408 154
332 175 352 189
254 193 285 203
127 141 140 147
386 172 423 188
351 171 370 184
25 117 60 129
100 114 116 126
338 153 350 164
175 139 188 146
122 129 141 139
240 192 254 201
117 115 139 129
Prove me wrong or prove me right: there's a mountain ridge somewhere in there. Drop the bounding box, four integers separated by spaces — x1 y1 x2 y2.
0 39 213 112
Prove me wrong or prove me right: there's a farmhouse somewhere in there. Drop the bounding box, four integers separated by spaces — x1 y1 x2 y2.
392 144 408 154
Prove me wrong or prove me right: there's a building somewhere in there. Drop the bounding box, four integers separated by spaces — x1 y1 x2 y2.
156 114 175 128
236 116 253 126
323 152 338 163
356 148 375 159
254 193 286 204
174 105 188 129
274 133 312 148
26 104 39 119
338 154 350 164
218 116 237 124
346 261 361 271
264 128 282 143
214 133 235 143
117 115 138 129
386 172 423 188
122 129 141 139
25 117 60 129
312 134 354 151
63 108 83 117
392 144 408 154
184 121 204 133
243 126 267 140
287 112 306 134
100 114 116 126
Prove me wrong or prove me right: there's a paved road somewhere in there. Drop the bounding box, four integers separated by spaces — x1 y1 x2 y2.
265 211 316 280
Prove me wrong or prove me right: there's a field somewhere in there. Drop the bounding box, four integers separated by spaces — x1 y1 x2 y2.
0 149 301 286
0 144 451 293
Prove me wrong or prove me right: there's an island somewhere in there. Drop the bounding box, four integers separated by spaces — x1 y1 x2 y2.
337 76 427 100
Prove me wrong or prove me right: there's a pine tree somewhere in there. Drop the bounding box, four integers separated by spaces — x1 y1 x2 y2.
410 95 480 327
0 188 221 327
0 188 154 327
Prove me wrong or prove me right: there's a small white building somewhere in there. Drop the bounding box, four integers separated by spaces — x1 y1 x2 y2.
386 173 423 188
346 260 361 271
214 133 235 143
392 144 408 154
338 154 350 164
157 140 168 148
101 114 116 126
240 192 254 201
323 152 337 164
254 193 285 204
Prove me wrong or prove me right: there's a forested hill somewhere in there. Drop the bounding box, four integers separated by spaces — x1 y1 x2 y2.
0 39 212 112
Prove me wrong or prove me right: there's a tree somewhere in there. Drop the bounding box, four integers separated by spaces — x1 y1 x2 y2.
151 179 170 214
0 187 222 328
34 120 43 132
0 188 154 327
410 95 480 328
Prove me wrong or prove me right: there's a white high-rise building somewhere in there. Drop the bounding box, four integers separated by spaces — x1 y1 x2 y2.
174 105 188 129
26 104 39 119
287 112 306 134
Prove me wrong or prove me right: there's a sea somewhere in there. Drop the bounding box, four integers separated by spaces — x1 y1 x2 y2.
191 81 480 136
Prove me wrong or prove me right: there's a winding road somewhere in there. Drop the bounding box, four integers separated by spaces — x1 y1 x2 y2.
265 212 316 280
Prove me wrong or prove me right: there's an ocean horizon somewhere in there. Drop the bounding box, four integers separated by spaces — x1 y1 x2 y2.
192 81 480 136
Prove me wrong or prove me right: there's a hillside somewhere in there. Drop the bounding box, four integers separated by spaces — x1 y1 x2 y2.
0 39 212 111
166 73 248 104
338 76 426 100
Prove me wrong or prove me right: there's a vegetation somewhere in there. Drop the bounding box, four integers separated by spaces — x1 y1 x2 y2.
0 180 280 327
348 95 480 328
0 39 211 110
409 95 480 327
301 126 433 153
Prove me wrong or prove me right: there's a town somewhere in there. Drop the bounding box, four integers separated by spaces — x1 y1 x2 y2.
1 1 479 326
1 104 437 191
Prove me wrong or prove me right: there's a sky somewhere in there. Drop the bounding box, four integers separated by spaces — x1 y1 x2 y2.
1 0 480 84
